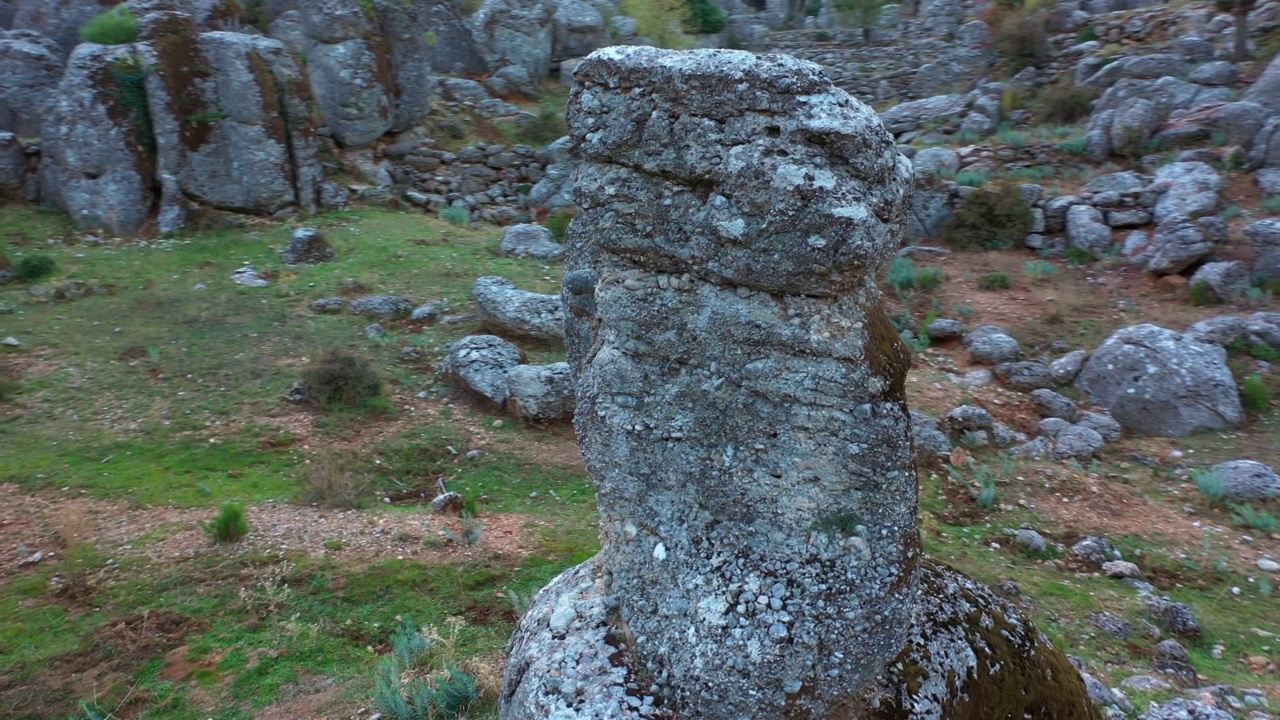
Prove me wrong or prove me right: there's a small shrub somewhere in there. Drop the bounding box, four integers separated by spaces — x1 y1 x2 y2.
300 454 371 508
1262 197 1280 215
208 503 249 544
1057 136 1090 156
1075 25 1098 43
684 0 727 33
1023 259 1056 282
1062 246 1095 265
1227 339 1280 362
1189 280 1214 307
1193 469 1227 508
952 302 975 317
944 181 1034 250
81 5 138 45
619 0 693 48
1244 286 1274 307
513 101 568 147
301 347 383 407
1231 503 1279 532
977 272 1013 291
994 14 1052 72
16 255 56 282
1242 373 1271 413
373 616 481 720
1035 82 1096 125
954 171 989 187
440 206 471 227
886 256 917 294
546 210 572 241
1221 205 1242 221
443 518 484 546
915 266 945 292
997 128 1030 149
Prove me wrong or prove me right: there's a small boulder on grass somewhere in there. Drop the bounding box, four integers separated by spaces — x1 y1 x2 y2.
281 227 336 265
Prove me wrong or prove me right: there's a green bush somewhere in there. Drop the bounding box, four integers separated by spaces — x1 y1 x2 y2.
1189 280 1214 307
685 0 727 33
1023 259 1056 282
954 171 989 187
373 616 480 720
546 210 572 241
440 206 471 227
1034 82 1096 125
16 255 56 282
915 266 945 292
1062 246 1095 265
301 347 383 407
1242 373 1271 413
1227 339 1280 362
1193 468 1227 508
944 181 1034 250
1057 136 1090 156
1231 503 1278 532
886 256 917 294
80 5 139 45
977 272 1013 290
994 14 1051 72
208 503 249 544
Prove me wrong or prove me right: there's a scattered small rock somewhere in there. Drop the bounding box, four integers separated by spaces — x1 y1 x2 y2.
431 491 466 515
1090 612 1134 639
1102 560 1142 579
351 295 414 319
309 297 345 314
231 266 269 287
1072 535 1122 568
281 227 336 265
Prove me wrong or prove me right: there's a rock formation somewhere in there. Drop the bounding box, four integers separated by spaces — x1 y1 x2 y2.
500 47 1098 720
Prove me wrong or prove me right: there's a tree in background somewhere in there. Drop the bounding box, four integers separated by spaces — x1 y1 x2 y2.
686 0 728 34
835 0 884 43
620 0 694 47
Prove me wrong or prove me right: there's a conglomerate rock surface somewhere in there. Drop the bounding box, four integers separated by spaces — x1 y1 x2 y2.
505 46 919 720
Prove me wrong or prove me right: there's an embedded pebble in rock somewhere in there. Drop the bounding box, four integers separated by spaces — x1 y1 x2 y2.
350 295 413 319
501 47 920 720
472 276 565 341
964 324 1021 364
1102 560 1142 579
1032 388 1080 421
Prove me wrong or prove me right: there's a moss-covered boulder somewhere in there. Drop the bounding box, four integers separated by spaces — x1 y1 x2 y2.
860 559 1102 720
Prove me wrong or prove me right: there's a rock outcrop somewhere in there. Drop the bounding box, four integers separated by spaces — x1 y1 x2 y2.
501 47 1097 720
0 29 64 137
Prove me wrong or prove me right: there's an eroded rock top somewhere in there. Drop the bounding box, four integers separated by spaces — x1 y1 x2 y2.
567 46 913 296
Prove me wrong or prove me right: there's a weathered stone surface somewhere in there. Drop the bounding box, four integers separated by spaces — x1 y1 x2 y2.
964 325 1020 365
0 131 25 194
1031 388 1078 421
143 21 322 221
473 276 564 341
1054 424 1105 459
39 44 155 236
440 334 524 406
11 0 106 55
1151 161 1221 223
994 361 1054 391
281 227 335 265
350 294 412 318
500 223 564 260
505 47 919 720
1075 324 1241 437
471 0 552 80
1209 459 1280 500
1189 260 1249 301
0 29 63 137
551 0 606 61
506 362 574 421
861 560 1101 720
1066 204 1113 258
1145 216 1224 275
1244 51 1280 112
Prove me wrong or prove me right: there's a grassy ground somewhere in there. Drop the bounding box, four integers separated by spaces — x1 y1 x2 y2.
2 196 1278 719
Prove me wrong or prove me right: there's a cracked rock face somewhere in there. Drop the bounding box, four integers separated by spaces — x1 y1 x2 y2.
503 47 917 720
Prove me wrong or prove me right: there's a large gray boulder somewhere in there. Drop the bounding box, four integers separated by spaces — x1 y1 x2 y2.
39 44 154 235
473 276 564 341
0 29 63 137
1075 324 1241 437
507 46 921 720
297 0 436 147
1066 204 1113 258
879 93 971 134
1151 161 1221 223
141 18 322 228
1244 218 1280 282
471 0 552 80
1145 215 1226 275
1243 52 1280 112
440 334 524 406
11 0 108 55
551 0 606 61
506 362 574 421
1209 460 1280 500
500 223 564 260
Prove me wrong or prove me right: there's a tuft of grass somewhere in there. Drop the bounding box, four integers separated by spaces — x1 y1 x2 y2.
440 206 471 227
1241 374 1271 413
1023 259 1055 282
954 171 989 188
208 503 250 544
1228 339 1280 363
977 272 1012 291
545 211 571 241
299 454 371 508
1057 136 1089 156
1190 280 1215 307
1062 246 1095 265
1193 468 1227 508
301 347 383 408
1263 197 1280 215
80 5 138 45
1231 504 1279 532
886 256 917 295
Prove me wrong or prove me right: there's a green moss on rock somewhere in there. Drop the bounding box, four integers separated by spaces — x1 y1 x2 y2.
861 559 1102 720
